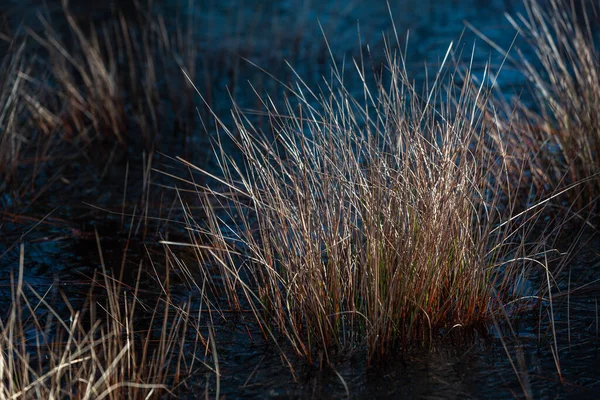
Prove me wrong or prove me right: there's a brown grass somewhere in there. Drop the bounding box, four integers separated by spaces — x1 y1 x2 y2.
0 1 203 198
23 2 193 147
0 241 209 399
172 37 554 364
0 39 39 192
1 0 591 391
486 0 600 213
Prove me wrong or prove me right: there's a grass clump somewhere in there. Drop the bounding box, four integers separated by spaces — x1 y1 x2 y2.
0 2 202 203
24 3 192 147
491 0 600 211
0 243 207 399
180 39 549 364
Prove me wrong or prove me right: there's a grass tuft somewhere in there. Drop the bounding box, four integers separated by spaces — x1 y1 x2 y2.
490 0 600 213
179 39 552 363
0 242 206 399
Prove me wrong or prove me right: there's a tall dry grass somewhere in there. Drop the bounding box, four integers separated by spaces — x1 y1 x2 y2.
174 37 553 363
0 2 201 201
0 242 209 399
487 0 600 212
0 40 26 189
23 2 196 147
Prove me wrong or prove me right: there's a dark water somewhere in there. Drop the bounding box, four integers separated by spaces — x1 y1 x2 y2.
1 0 599 398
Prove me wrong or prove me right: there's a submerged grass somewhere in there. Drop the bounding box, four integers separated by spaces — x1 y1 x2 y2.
177 35 555 363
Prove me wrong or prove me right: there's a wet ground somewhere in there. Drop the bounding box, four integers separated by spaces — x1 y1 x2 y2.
1 0 599 398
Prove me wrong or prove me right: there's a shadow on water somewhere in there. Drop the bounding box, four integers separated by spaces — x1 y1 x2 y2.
0 0 598 398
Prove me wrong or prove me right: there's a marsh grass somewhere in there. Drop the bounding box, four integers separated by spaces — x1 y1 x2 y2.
172 34 558 364
1 0 595 394
0 39 39 193
0 242 208 399
1 0 316 200
0 1 204 203
24 2 184 146
487 0 600 213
